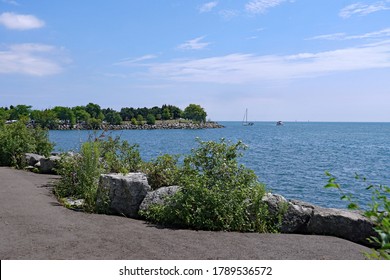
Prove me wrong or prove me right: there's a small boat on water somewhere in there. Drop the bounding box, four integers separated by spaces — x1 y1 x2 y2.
242 109 254 126
276 121 284 126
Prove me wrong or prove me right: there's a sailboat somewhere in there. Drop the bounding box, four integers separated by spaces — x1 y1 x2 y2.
242 109 254 126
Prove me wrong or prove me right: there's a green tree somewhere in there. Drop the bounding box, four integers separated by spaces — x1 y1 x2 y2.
85 103 104 120
86 118 102 130
72 106 91 123
0 107 10 121
104 111 122 125
0 118 53 168
9 105 32 120
166 105 182 119
162 108 171 120
31 109 58 129
183 104 207 122
53 106 76 126
130 117 137 125
120 107 135 121
136 114 144 125
146 114 156 125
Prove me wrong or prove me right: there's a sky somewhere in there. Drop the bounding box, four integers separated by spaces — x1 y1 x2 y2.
0 0 390 121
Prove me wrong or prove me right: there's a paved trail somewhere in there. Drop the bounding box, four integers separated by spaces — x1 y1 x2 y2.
0 167 371 260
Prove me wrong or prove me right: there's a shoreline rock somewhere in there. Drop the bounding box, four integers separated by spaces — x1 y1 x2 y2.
262 193 378 247
33 121 224 130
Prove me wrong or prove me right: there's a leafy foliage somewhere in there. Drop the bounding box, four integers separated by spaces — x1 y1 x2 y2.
141 154 180 189
0 119 53 168
325 172 390 259
99 136 142 173
141 138 276 233
55 141 102 212
55 134 142 211
183 104 207 123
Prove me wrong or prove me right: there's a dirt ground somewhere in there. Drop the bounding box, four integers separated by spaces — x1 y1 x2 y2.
0 167 371 260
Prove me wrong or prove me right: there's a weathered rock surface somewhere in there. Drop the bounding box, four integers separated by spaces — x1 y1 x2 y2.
96 173 151 218
262 193 377 247
38 156 60 174
25 153 44 167
139 185 181 212
307 206 377 247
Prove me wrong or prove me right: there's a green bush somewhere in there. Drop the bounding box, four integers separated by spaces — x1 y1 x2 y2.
0 119 53 168
142 154 180 189
146 114 156 125
141 138 276 233
325 172 390 259
55 135 142 211
99 136 142 173
55 141 102 212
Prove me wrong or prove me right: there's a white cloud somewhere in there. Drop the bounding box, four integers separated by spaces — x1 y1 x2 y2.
308 28 390 40
198 1 218 13
245 0 286 14
0 12 45 30
340 1 390 18
0 43 66 76
177 36 210 50
115 54 157 66
142 40 390 84
218 9 239 20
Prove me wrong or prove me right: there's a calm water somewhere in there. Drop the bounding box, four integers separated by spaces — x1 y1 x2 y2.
49 122 390 209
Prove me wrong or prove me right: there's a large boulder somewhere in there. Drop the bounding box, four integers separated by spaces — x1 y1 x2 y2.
139 185 181 213
282 200 315 234
261 193 377 247
39 156 60 174
96 173 151 218
307 206 377 247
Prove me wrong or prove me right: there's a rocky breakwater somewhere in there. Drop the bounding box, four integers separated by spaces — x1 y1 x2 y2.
54 121 224 130
93 173 378 247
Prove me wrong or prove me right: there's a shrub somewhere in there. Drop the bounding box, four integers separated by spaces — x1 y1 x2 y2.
325 172 390 259
55 141 102 212
0 119 53 168
142 154 180 189
146 114 156 125
130 117 137 125
99 136 142 173
141 138 276 233
55 135 142 211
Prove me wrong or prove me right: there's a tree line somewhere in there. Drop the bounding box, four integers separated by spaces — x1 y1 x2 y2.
0 103 208 129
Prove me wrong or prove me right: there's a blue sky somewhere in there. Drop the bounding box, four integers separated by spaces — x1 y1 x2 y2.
1 0 390 121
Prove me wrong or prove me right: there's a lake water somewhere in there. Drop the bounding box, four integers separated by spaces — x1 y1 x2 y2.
49 122 390 209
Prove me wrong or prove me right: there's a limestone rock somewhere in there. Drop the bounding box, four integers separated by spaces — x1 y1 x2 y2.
307 206 377 247
39 156 60 174
139 185 181 212
96 173 151 218
261 193 377 246
282 200 315 233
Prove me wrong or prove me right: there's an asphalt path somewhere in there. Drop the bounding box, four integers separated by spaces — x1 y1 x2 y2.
0 167 371 260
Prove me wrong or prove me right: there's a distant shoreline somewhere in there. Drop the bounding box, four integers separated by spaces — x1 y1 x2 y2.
48 120 224 130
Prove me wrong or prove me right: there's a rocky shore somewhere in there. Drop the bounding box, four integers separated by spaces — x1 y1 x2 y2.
49 121 224 130
23 153 379 248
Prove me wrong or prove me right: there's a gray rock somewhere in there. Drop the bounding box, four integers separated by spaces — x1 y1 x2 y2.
96 173 151 218
25 153 43 166
39 156 60 174
64 198 85 209
282 200 315 233
139 185 181 212
261 193 377 246
307 206 377 247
